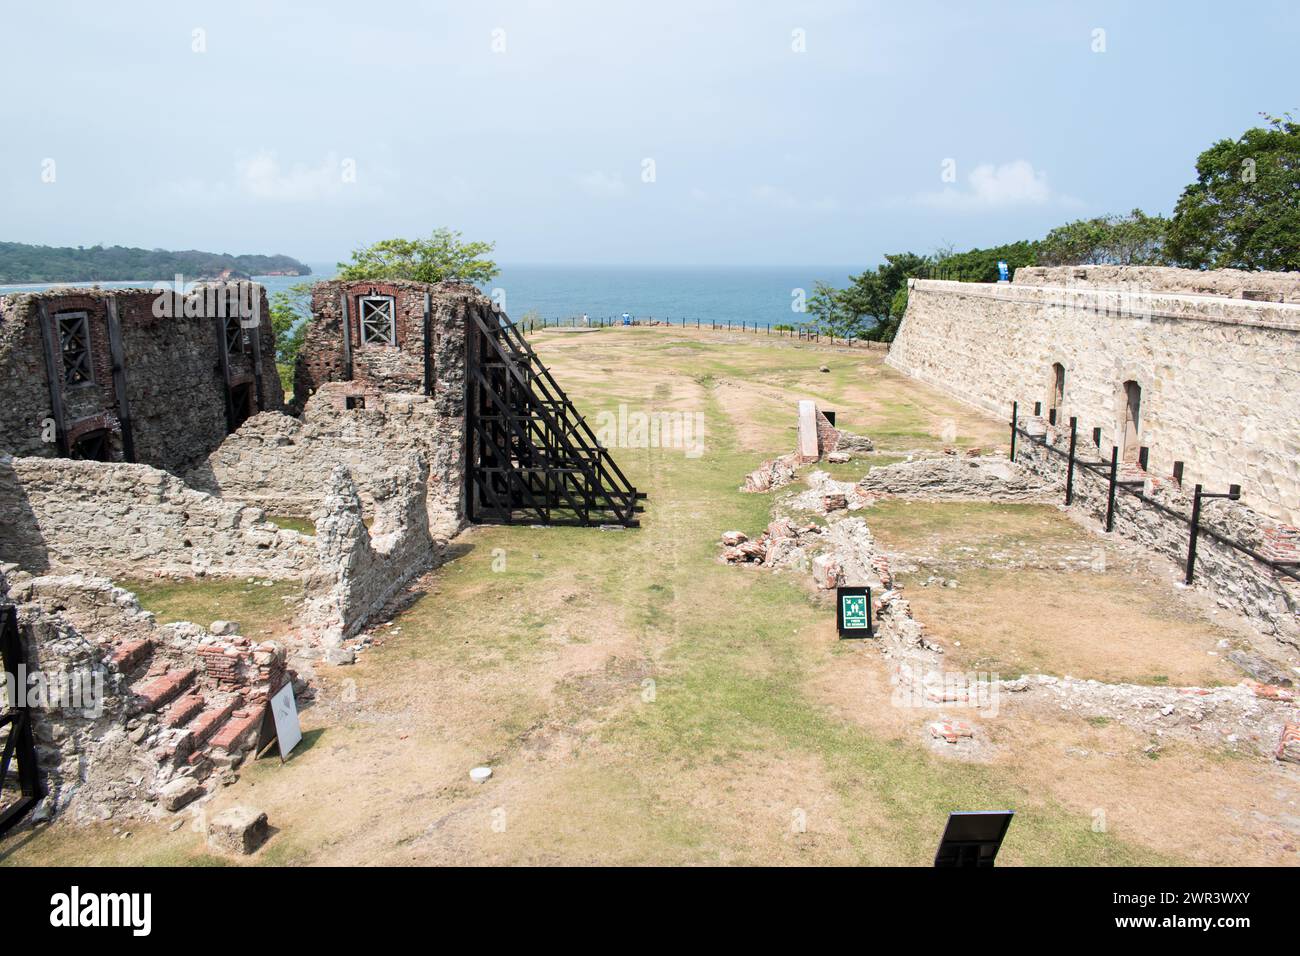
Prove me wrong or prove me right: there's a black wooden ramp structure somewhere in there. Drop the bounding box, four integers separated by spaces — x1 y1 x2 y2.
0 604 44 837
466 310 646 527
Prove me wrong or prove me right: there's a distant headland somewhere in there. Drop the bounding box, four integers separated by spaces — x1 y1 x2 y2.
0 241 311 284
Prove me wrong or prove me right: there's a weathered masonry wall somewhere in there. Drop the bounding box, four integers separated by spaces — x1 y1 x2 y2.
295 278 481 402
1012 420 1299 644
0 452 437 647
0 569 294 821
303 452 435 643
0 456 316 578
0 285 284 475
189 382 464 539
1015 264 1300 303
888 275 1300 525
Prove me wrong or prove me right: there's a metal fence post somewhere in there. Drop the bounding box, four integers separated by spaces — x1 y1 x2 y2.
1009 402 1018 461
1104 446 1119 532
1065 416 1077 506
1185 483 1203 584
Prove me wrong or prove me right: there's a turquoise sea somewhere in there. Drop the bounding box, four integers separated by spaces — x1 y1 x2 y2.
1 262 862 328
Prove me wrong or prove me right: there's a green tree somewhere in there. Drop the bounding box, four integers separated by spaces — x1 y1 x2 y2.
806 281 861 337
1038 210 1168 266
269 282 311 395
931 239 1039 280
1166 114 1300 271
337 228 499 284
835 252 931 341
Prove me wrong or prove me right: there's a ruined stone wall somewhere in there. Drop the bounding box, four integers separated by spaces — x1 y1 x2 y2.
0 286 283 475
301 452 435 644
1014 264 1300 303
295 277 480 402
189 382 464 539
888 276 1300 525
0 455 315 579
1 570 295 822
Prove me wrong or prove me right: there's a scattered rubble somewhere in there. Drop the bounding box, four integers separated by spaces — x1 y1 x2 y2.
741 454 798 493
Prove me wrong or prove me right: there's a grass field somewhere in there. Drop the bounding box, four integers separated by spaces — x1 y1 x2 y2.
6 328 1297 867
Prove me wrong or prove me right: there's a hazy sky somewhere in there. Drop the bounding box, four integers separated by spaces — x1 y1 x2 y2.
3 1 1295 266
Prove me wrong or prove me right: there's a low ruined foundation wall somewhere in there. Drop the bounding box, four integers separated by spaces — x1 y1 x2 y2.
0 455 315 579
189 383 464 540
1014 422 1299 644
887 278 1300 526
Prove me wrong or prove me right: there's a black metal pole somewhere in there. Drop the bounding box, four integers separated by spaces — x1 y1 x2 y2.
1186 483 1203 585
1065 416 1077 506
1009 402 1018 461
1105 446 1119 532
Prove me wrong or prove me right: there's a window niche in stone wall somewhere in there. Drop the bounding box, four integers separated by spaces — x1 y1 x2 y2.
359 295 397 347
1049 363 1065 422
1121 380 1142 462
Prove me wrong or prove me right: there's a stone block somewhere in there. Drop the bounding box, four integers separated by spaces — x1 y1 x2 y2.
159 776 204 812
206 805 270 855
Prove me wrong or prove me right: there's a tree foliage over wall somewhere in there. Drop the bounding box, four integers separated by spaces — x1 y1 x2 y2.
1166 114 1300 271
807 114 1297 343
1038 210 1169 266
0 242 309 284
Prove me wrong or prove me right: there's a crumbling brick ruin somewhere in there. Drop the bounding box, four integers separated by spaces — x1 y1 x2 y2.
0 275 637 829
0 284 283 473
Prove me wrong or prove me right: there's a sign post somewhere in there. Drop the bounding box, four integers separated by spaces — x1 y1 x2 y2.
836 586 873 638
254 681 303 763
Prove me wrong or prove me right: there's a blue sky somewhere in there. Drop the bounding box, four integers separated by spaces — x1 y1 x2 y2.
2 0 1295 267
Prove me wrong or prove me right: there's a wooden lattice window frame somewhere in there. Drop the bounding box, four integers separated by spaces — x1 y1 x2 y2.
358 295 396 347
225 314 248 357
57 311 93 387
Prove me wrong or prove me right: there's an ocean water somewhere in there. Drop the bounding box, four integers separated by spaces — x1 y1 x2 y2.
1 263 861 328
490 264 858 327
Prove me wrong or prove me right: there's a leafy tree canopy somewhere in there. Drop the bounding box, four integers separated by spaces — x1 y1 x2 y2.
337 228 498 284
1038 210 1168 266
1166 114 1300 271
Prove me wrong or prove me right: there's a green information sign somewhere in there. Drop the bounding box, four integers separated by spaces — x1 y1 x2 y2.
841 594 868 629
836 586 873 637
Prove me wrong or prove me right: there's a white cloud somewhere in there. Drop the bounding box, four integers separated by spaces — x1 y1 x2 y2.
915 160 1079 210
750 184 838 213
574 170 627 199
237 152 352 202
158 151 387 205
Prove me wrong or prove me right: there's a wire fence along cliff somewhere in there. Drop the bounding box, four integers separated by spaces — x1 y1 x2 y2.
521 314 890 349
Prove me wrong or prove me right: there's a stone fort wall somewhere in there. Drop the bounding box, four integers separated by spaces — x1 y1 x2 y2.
887 275 1300 526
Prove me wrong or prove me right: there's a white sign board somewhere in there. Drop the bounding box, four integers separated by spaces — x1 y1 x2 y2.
268 682 302 760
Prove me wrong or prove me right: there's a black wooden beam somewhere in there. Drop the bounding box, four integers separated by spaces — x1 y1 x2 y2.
104 297 136 462
35 301 69 456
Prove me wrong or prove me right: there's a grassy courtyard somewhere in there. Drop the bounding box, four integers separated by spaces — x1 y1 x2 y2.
5 328 1296 867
